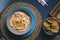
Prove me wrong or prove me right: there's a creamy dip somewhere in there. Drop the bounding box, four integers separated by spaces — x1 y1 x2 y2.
9 11 30 32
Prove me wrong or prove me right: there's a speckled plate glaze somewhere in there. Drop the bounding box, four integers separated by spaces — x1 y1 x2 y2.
0 2 42 40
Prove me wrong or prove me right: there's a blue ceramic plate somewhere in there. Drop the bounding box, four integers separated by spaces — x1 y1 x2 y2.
5 6 36 38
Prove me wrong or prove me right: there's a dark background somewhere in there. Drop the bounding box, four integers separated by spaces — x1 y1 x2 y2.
0 0 60 40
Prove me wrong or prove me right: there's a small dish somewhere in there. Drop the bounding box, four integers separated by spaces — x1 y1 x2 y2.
43 17 59 35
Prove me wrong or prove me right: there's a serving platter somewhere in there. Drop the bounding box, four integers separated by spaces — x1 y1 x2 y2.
50 2 60 23
0 2 42 40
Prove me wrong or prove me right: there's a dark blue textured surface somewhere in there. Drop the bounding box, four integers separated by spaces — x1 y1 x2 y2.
0 0 60 40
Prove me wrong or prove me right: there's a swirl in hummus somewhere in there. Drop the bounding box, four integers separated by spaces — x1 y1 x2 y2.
9 11 30 32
